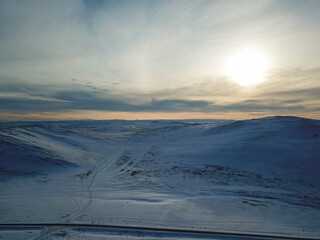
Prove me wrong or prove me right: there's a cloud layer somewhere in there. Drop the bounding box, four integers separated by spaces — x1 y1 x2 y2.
1 68 319 118
0 0 320 120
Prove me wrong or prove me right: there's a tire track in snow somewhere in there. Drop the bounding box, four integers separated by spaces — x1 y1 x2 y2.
33 138 127 240
62 136 128 224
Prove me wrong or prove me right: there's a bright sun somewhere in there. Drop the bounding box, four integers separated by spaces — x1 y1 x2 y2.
226 48 269 86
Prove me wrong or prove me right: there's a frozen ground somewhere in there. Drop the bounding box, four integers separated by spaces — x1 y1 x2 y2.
0 116 319 239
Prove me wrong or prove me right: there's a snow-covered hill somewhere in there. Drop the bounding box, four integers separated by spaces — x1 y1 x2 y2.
0 116 319 238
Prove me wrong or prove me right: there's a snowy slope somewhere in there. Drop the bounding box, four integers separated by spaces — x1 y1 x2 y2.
0 116 319 239
0 127 77 178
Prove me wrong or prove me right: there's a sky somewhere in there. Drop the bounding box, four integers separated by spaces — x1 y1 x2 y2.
0 0 320 120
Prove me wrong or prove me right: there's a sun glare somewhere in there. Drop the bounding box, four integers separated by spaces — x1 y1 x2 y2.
226 48 269 86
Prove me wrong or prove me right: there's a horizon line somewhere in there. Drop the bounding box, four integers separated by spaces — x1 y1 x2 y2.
1 115 318 123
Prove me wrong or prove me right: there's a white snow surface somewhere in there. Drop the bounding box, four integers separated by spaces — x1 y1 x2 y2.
0 116 320 238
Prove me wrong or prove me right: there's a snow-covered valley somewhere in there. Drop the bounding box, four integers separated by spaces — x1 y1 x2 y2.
0 116 320 239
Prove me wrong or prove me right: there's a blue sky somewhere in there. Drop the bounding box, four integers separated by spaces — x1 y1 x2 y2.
0 0 320 120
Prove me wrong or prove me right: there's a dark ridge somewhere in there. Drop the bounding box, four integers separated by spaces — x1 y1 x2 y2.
0 223 317 240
